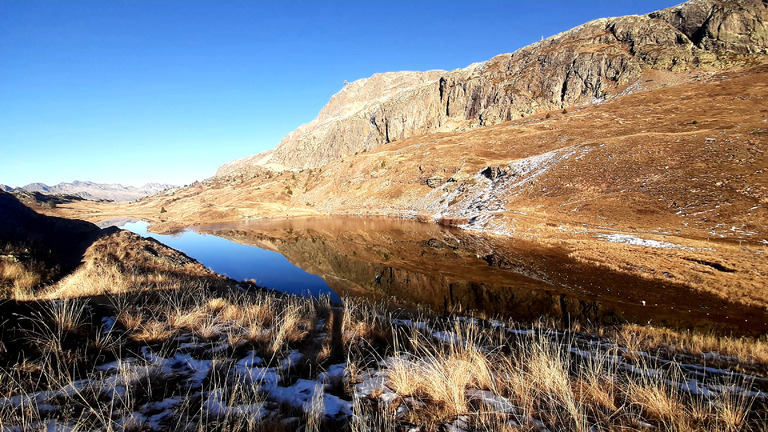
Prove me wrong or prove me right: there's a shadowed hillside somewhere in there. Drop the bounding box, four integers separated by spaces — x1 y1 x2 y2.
0 191 113 279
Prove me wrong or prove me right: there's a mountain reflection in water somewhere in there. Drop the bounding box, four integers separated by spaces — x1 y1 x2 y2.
196 216 768 336
122 220 336 300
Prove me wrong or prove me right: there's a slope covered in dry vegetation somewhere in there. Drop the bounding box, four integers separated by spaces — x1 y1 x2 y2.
47 3 768 315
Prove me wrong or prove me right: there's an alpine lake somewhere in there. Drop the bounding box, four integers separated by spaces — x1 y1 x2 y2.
117 216 768 336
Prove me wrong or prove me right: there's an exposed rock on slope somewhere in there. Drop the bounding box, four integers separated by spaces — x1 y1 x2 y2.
651 0 768 53
218 0 768 175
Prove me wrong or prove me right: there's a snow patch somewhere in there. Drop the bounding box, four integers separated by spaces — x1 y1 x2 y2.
595 233 693 250
425 146 585 234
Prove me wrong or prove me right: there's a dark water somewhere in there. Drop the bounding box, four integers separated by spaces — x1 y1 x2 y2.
123 217 768 336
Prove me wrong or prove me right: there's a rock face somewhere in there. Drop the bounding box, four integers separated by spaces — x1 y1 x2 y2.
2 181 177 202
651 0 768 53
215 0 767 176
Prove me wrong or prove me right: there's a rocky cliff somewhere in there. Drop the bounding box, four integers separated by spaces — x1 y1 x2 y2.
218 0 768 175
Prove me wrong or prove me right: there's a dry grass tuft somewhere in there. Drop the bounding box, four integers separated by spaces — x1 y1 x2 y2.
385 321 500 422
0 261 41 299
269 300 310 354
132 318 177 343
627 373 682 427
614 323 768 373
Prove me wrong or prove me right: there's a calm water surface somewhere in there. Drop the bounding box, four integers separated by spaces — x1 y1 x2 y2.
120 217 768 336
122 221 337 300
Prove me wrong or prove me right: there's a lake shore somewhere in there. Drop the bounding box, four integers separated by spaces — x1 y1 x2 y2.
37 197 768 336
2 193 768 431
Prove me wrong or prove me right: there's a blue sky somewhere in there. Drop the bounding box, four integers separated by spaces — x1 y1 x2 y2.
0 0 679 187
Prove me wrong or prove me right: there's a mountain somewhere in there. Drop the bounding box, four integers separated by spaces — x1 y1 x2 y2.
58 0 768 311
218 0 768 175
1 181 177 202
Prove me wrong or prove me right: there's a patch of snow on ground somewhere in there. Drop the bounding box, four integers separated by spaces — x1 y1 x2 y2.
101 316 117 333
425 146 585 233
392 318 432 332
267 379 352 418
281 350 303 370
139 348 213 388
236 350 264 369
319 363 347 385
432 331 462 345
595 233 693 250
466 389 519 414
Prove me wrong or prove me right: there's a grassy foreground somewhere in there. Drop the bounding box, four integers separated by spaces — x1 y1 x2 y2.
1 227 767 432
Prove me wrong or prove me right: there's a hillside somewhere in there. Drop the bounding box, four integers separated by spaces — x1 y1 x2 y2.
8 2 768 430
4 190 768 431
0 191 112 277
53 62 768 311
218 0 768 174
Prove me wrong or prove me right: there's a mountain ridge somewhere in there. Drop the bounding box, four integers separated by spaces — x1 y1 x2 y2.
0 181 177 202
217 0 768 176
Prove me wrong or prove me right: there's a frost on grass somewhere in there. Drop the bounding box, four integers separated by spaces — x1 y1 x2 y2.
2 289 767 432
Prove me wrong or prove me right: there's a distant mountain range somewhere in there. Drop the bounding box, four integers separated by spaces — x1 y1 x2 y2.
0 181 177 202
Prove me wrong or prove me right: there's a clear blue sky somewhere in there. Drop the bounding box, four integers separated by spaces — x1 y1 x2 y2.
0 0 679 187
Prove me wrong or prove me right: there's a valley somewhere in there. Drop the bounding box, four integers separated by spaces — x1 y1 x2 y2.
3 0 768 430
48 64 768 315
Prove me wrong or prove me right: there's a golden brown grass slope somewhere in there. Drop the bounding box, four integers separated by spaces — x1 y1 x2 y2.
2 245 767 431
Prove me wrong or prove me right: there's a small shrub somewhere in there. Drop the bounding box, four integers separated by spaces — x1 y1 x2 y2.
160 207 167 213
562 108 568 114
546 113 552 119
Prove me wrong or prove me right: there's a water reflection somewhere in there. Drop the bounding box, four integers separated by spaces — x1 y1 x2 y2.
122 221 337 300
197 217 768 336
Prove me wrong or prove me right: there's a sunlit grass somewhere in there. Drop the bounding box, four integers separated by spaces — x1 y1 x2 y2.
1 231 767 431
